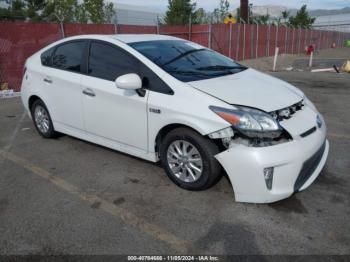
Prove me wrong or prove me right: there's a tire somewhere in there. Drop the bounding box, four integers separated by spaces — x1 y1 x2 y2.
30 99 57 138
160 127 222 191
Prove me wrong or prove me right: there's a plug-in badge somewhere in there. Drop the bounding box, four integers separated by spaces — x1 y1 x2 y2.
149 108 161 114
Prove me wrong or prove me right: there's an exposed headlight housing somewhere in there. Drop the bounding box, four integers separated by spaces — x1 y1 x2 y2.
208 127 234 139
210 105 282 138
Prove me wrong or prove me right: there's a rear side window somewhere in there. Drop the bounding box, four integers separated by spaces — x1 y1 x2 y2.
88 42 138 81
41 48 54 66
52 41 85 73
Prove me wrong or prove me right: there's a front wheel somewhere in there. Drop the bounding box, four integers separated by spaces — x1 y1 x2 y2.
160 128 222 191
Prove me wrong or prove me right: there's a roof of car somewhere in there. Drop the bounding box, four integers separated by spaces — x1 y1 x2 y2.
111 34 181 43
53 34 182 46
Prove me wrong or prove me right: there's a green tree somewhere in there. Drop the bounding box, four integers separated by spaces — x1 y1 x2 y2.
83 0 115 23
212 0 229 23
254 14 270 25
289 5 315 28
0 0 26 20
42 0 115 23
0 8 12 20
192 7 210 24
103 2 115 23
281 10 290 21
13 0 26 20
75 4 88 23
25 0 46 21
43 0 78 22
280 10 290 25
1 0 115 23
164 0 196 25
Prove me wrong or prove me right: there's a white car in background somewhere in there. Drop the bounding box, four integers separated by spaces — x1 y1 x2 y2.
21 34 329 203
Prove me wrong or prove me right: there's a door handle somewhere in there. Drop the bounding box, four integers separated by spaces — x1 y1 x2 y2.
43 77 52 84
82 88 96 97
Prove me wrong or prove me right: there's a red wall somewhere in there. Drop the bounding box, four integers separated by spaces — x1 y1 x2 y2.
1 21 349 91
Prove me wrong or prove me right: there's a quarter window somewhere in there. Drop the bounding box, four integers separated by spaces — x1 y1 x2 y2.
41 48 54 66
52 41 85 73
88 42 138 81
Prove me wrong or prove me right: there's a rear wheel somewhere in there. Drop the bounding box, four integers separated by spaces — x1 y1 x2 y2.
30 99 57 138
160 127 222 191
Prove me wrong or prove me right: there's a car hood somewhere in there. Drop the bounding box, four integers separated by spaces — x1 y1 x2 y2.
188 68 304 112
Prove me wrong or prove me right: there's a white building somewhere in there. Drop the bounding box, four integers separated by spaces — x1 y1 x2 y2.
115 3 164 26
314 13 350 32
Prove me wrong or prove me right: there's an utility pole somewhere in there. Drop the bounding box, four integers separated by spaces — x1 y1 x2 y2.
240 0 249 24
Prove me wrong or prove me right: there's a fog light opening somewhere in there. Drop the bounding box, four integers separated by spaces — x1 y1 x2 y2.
264 167 274 190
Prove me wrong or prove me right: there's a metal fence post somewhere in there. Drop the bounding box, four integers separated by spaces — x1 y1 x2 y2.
317 30 320 51
255 23 259 59
208 23 212 49
282 24 287 54
310 29 313 46
250 24 254 59
275 24 279 49
59 21 65 38
188 14 192 41
114 16 118 34
228 22 233 58
242 22 246 60
267 24 271 57
156 15 160 34
291 26 295 54
236 23 241 60
298 27 302 54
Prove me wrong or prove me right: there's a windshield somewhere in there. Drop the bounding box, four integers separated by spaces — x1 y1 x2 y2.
129 40 247 82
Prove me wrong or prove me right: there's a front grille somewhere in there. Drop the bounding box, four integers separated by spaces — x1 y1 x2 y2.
294 140 326 192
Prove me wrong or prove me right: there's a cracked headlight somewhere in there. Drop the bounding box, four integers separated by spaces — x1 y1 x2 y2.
210 105 282 138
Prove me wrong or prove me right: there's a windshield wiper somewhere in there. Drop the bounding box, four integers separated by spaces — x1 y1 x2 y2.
167 69 233 78
196 65 247 71
161 49 206 67
167 70 210 76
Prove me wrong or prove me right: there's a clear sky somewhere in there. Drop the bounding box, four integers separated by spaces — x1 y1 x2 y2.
113 0 350 11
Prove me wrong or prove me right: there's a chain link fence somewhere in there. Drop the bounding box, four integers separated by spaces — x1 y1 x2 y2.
1 21 350 91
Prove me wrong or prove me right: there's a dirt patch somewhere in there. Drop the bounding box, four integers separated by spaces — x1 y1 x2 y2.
241 47 350 72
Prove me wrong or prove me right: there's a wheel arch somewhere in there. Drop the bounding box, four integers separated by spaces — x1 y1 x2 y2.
154 123 203 155
28 95 42 111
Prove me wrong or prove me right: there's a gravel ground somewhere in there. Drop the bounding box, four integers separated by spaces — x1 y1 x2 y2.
241 47 350 72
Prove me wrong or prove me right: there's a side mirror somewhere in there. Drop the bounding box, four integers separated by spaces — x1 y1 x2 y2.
115 73 142 90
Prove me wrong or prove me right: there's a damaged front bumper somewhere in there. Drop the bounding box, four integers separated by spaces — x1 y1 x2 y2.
214 107 329 203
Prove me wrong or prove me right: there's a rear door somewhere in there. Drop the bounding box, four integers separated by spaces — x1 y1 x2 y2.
41 40 86 131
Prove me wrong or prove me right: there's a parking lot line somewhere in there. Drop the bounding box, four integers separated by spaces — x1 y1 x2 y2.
328 133 350 140
0 150 191 253
3 111 26 151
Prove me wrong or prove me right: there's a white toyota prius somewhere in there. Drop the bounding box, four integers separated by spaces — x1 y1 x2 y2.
21 34 329 203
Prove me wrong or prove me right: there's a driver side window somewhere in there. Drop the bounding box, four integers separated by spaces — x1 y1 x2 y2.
88 41 173 95
88 42 138 81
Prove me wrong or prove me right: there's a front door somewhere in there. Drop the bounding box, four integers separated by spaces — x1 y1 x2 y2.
81 41 148 152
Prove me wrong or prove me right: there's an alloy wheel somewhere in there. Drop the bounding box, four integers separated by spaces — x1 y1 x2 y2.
166 140 203 183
